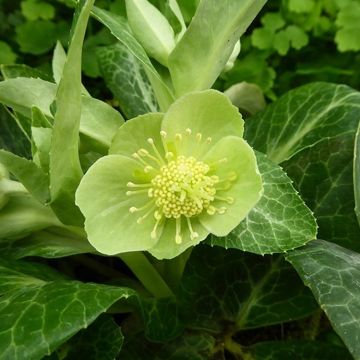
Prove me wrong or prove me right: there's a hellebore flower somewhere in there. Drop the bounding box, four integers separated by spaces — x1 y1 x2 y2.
75 90 263 259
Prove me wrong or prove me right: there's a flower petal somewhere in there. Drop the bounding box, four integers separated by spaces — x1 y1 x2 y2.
75 155 161 255
161 90 244 158
199 136 263 236
110 113 165 162
148 217 208 260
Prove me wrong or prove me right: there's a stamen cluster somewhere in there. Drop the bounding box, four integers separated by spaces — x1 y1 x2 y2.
150 156 218 218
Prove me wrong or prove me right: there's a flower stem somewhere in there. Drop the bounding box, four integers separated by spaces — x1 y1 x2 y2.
118 252 174 298
163 248 192 289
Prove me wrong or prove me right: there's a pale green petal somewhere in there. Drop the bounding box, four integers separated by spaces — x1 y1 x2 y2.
199 136 263 236
110 113 166 169
148 217 208 260
161 90 244 158
75 155 161 255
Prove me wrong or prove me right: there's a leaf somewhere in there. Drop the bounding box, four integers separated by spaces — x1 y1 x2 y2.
0 150 50 204
179 245 318 333
21 0 55 21
245 82 360 164
0 105 31 158
335 1 360 52
224 82 266 116
0 41 17 64
97 42 159 119
0 194 60 240
49 0 94 226
121 331 215 360
284 134 360 251
0 257 65 295
287 0 315 13
0 279 134 360
0 78 123 152
65 315 123 360
261 12 285 31
91 6 174 111
0 226 93 259
251 340 352 360
168 0 267 96
209 152 317 255
1 64 52 81
15 20 57 55
286 240 360 359
125 0 175 66
355 122 360 225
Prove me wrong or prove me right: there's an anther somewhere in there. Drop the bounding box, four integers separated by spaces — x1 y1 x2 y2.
138 149 149 156
165 152 174 160
175 133 182 141
144 166 153 173
196 133 202 142
160 130 167 138
129 207 138 213
185 128 192 135
206 137 212 143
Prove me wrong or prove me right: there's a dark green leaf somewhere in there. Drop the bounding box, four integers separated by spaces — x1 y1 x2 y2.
251 340 352 360
97 42 159 119
0 227 94 259
246 82 360 164
179 245 317 333
1 64 52 81
209 152 317 254
65 315 123 360
0 105 31 158
0 280 134 360
284 134 360 251
286 240 360 359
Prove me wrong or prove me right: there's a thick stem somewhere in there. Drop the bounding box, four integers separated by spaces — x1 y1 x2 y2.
118 252 174 299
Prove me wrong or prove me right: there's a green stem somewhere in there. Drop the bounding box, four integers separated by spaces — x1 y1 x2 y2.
163 248 192 289
224 337 253 360
118 252 174 299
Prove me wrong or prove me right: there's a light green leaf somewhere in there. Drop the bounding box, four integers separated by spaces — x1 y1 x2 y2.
286 240 360 360
355 121 360 225
274 30 290 55
209 152 317 254
0 78 123 152
21 0 55 20
168 0 186 41
65 315 123 360
49 0 95 225
91 6 174 110
285 25 309 50
245 82 360 164
261 12 285 31
0 194 60 240
97 42 159 119
0 41 17 64
0 275 134 359
168 0 267 96
287 0 315 13
0 150 50 204
224 82 266 116
251 27 275 50
179 245 318 333
125 0 175 66
0 227 93 259
1 64 51 81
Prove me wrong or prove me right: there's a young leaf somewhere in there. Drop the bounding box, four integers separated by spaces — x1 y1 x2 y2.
168 0 267 96
125 0 175 66
0 150 50 204
97 42 159 119
286 240 360 359
209 152 317 255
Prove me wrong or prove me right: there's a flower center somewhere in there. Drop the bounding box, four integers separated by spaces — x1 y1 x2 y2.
150 156 218 218
126 129 236 244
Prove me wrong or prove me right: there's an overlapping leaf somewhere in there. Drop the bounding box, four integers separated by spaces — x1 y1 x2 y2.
286 240 360 359
97 42 159 119
209 152 317 254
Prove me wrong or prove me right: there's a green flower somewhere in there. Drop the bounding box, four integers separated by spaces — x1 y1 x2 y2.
75 90 263 259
